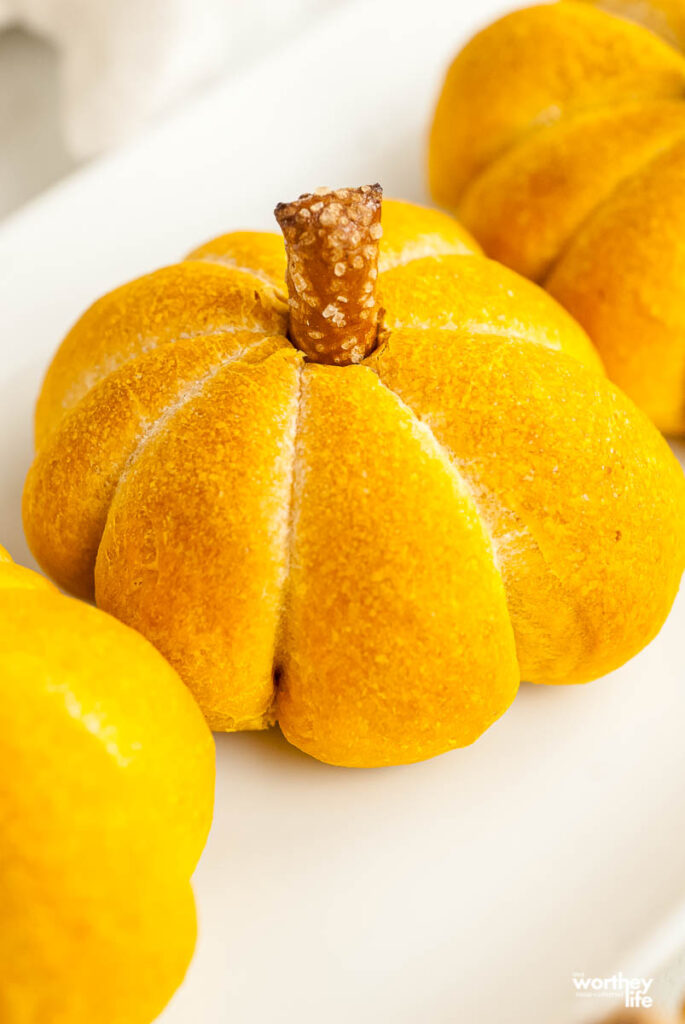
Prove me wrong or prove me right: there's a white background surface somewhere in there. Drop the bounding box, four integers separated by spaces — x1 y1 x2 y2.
0 27 75 217
1 0 684 1021
0 1 341 216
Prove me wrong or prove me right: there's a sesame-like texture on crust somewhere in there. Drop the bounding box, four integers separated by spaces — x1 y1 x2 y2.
275 185 383 365
0 550 214 1023
429 0 685 433
23 196 685 767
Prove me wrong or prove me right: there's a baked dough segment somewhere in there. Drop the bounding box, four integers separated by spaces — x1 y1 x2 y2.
546 135 685 434
95 347 303 731
24 335 286 599
36 261 288 446
459 100 685 283
0 590 213 871
379 254 603 372
275 363 519 767
373 328 685 684
186 230 288 289
428 2 685 212
376 198 481 270
0 550 55 593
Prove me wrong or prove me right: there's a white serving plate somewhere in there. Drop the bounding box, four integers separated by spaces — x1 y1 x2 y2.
1 1 684 1021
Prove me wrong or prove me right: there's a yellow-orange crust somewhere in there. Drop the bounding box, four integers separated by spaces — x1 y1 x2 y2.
429 0 685 433
0 546 214 1023
23 195 685 767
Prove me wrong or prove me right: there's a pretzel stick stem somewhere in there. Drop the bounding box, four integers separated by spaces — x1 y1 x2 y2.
274 184 383 365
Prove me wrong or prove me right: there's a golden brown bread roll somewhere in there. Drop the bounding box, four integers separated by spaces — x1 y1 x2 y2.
23 188 685 766
0 545 213 1023
429 0 685 434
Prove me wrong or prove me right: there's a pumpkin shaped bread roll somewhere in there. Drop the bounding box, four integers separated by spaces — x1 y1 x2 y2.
0 546 214 1024
429 0 685 434
24 189 685 767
